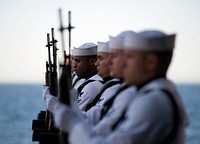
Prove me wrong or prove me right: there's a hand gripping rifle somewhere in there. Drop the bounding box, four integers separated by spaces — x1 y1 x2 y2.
44 30 59 131
58 9 74 144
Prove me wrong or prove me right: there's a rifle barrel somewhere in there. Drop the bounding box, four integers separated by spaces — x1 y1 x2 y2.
51 28 58 74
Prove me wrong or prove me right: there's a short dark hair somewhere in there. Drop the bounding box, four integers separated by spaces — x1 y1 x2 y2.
154 51 173 74
85 55 97 61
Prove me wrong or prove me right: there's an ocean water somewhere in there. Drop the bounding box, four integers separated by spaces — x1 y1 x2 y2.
0 84 45 144
0 83 199 144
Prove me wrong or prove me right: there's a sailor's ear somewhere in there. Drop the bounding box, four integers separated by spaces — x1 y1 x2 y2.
146 53 158 72
89 57 97 66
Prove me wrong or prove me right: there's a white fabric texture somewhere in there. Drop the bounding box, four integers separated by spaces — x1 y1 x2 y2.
109 31 136 49
72 74 85 90
54 102 82 132
124 30 176 52
73 43 97 56
69 78 188 144
93 85 136 136
76 74 103 111
42 85 58 113
42 85 51 101
85 78 121 125
46 95 58 113
97 41 109 53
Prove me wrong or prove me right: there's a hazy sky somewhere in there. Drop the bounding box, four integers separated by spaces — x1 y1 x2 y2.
0 0 200 83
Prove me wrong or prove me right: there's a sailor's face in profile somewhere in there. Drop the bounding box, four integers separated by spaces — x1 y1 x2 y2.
73 56 91 78
124 49 149 85
109 49 125 79
95 52 110 78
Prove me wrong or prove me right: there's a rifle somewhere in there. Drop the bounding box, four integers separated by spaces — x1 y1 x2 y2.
31 60 50 142
58 9 74 144
49 28 58 97
44 34 51 129
32 30 59 143
47 28 59 132
37 29 59 144
58 9 74 105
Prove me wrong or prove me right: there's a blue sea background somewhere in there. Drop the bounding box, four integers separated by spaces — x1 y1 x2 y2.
0 83 199 144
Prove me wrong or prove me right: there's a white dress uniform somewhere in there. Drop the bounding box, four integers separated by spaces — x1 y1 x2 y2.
69 78 188 144
71 43 104 111
84 78 121 125
93 85 136 135
42 74 103 113
68 30 188 144
76 74 103 111
72 72 85 90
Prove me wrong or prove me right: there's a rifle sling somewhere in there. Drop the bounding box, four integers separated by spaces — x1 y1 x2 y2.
100 85 130 120
85 80 121 111
111 89 179 144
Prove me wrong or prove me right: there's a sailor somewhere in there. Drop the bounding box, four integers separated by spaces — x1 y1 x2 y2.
43 42 103 112
91 31 137 135
71 49 85 90
53 31 137 135
95 42 113 83
72 42 103 110
83 41 122 124
54 30 188 144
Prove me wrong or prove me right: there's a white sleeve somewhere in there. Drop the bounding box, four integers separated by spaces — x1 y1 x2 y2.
93 87 134 136
105 91 174 144
85 106 103 125
69 122 103 144
69 122 135 144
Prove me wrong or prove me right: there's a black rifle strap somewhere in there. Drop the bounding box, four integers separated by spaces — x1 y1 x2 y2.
100 84 130 120
161 89 179 144
77 80 95 94
111 89 179 144
85 80 121 111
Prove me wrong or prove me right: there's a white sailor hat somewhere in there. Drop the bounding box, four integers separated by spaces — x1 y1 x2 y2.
73 43 97 56
97 41 109 53
109 31 136 49
124 30 176 52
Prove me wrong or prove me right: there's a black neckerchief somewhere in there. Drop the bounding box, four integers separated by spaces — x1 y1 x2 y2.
84 71 98 80
103 76 113 84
